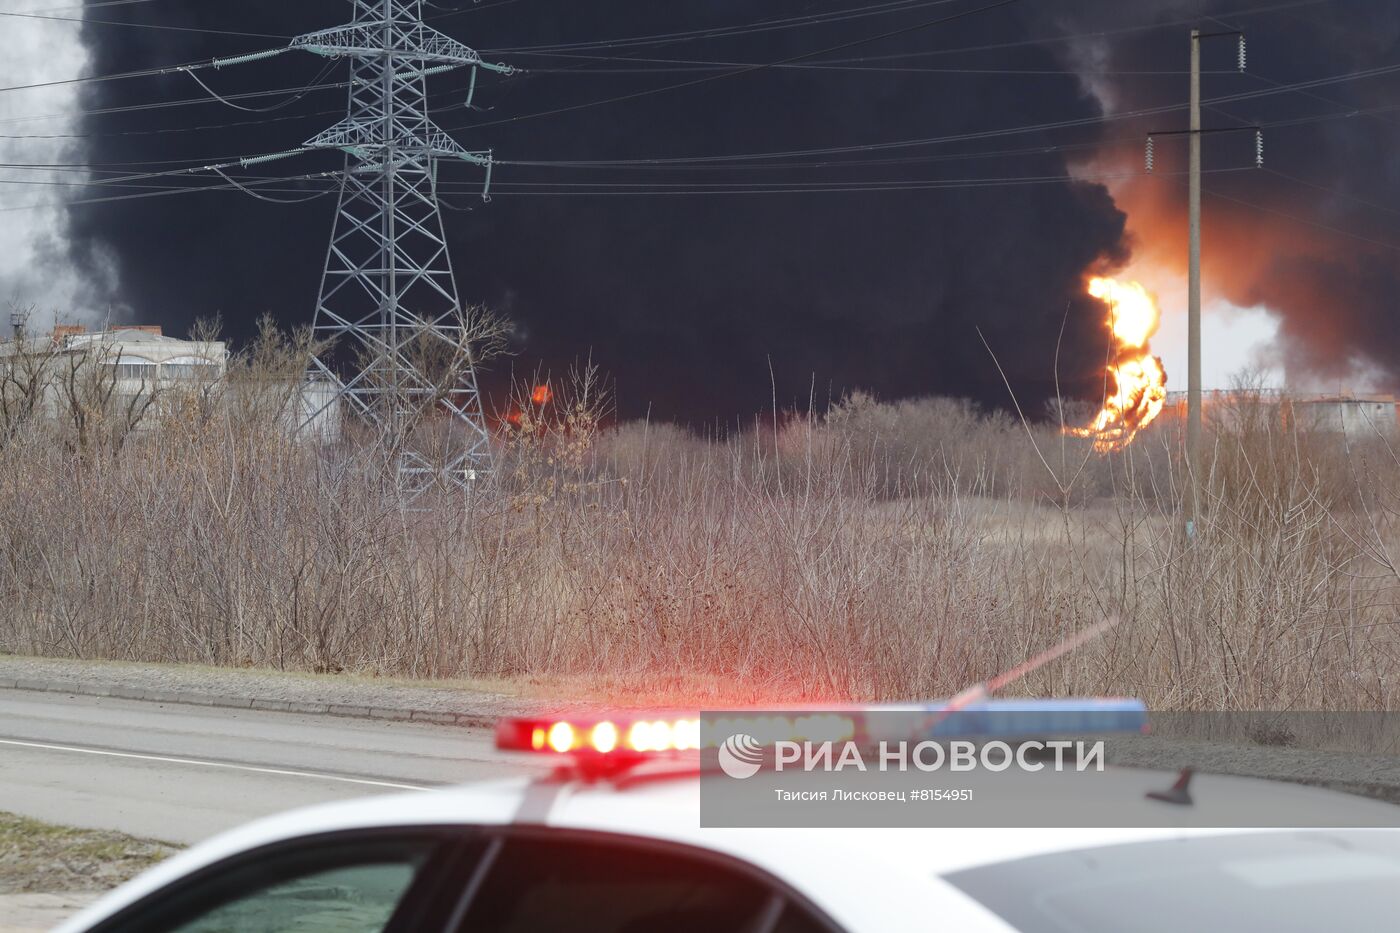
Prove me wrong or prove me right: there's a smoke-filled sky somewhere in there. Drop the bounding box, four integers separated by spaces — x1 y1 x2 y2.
0 3 101 320
5 0 1398 419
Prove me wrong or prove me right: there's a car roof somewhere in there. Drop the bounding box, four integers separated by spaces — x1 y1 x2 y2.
55 763 1400 933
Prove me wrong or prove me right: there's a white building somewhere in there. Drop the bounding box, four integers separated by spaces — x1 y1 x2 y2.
1289 393 1399 438
1162 389 1399 438
0 324 225 432
2 323 344 441
56 325 226 388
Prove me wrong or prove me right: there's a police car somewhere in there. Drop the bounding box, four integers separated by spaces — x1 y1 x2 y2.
53 701 1400 933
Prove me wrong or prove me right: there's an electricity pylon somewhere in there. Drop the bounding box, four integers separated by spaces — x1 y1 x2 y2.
292 1 513 490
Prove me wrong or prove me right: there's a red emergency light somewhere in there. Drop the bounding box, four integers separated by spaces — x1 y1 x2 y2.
495 715 703 757
495 711 859 758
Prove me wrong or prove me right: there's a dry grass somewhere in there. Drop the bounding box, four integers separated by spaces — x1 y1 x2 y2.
0 812 173 894
1 331 1398 710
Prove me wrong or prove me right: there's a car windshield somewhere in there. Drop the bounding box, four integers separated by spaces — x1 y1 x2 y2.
944 831 1400 933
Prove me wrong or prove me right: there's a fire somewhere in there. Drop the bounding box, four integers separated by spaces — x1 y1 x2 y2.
502 384 553 431
1089 277 1156 350
1068 276 1168 452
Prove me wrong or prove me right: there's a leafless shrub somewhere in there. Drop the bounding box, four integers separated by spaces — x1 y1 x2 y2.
1 339 1399 709
0 307 58 443
329 303 513 485
0 320 163 456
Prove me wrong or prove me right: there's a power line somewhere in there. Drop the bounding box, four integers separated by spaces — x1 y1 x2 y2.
488 0 962 55
179 58 338 113
1262 167 1400 219
1260 100 1400 128
0 9 289 39
469 166 1254 196
1245 67 1400 129
3 135 1114 173
7 92 1389 176
0 152 310 193
1197 76 1400 224
489 0 1341 64
506 138 1116 172
482 58 1400 166
7 73 1360 173
449 0 1023 130
0 167 344 212
482 167 1240 190
0 3 1026 147
525 62 1233 76
0 0 1342 100
7 53 1390 187
10 0 1387 272
0 61 203 96
15 0 167 13
0 106 331 141
0 75 346 127
423 0 529 22
0 162 1262 211
1201 182 1400 253
0 66 487 139
0 47 290 95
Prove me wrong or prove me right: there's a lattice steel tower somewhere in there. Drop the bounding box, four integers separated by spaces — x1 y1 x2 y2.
292 1 512 488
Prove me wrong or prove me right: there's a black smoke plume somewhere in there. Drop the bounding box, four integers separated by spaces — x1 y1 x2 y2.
70 1 1392 420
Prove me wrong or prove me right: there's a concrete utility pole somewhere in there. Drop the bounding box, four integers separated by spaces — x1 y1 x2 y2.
1187 28 1202 536
1146 31 1257 534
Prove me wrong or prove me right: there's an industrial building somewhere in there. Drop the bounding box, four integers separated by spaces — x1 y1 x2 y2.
0 323 226 412
0 323 349 440
0 324 226 438
1164 389 1400 438
52 324 227 386
1287 393 1399 437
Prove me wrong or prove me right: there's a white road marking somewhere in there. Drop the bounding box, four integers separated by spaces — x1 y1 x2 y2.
0 738 431 791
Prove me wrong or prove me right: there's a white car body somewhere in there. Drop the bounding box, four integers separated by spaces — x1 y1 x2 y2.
55 760 1400 933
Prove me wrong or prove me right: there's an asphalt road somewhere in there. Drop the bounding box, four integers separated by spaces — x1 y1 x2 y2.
0 689 539 845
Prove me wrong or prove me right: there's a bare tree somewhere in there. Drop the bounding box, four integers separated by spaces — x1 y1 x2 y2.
0 305 59 443
58 338 160 455
351 303 514 484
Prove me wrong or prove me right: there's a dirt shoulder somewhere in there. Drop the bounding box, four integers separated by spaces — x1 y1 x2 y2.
0 654 538 726
0 811 177 933
0 811 174 895
0 654 811 723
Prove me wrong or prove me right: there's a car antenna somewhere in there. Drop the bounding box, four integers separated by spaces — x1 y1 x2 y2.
937 616 1122 720
1147 767 1195 806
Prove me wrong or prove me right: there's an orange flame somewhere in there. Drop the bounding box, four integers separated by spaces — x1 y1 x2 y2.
1068 276 1168 452
531 384 552 407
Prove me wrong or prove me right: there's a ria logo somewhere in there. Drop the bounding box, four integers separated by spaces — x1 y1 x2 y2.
717 733 764 779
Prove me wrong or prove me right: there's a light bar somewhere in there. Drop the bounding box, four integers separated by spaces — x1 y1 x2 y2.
495 715 704 756
864 697 1149 741
495 698 1147 765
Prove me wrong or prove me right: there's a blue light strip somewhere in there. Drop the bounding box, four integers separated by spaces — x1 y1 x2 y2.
869 697 1149 741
